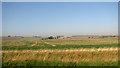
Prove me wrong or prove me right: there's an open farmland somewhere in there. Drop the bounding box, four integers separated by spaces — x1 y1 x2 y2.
2 37 118 66
2 37 118 50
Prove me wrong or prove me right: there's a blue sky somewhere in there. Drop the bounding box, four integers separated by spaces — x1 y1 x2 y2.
2 2 118 37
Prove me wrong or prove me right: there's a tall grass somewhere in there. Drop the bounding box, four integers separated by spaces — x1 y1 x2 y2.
2 50 118 66
3 60 118 66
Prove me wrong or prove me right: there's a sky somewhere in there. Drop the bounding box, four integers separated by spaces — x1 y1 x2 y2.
2 2 118 37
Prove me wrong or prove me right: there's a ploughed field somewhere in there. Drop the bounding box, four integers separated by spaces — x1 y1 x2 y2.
2 37 118 66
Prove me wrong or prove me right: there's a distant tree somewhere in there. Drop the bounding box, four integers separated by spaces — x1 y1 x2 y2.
57 36 59 39
48 36 54 39
113 36 116 37
8 35 11 37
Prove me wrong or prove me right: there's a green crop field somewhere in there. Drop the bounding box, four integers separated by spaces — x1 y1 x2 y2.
2 37 119 66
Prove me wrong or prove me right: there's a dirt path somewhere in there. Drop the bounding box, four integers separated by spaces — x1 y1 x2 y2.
31 41 38 46
42 40 56 46
30 40 56 47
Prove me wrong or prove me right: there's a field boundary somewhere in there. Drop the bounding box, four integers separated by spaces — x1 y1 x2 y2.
2 47 118 53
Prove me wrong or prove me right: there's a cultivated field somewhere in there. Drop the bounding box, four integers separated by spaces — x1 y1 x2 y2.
2 37 118 66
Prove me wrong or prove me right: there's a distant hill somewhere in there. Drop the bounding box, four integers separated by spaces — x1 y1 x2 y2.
71 35 118 38
71 35 100 37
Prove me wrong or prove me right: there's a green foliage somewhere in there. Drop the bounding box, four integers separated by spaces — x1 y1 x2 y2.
2 44 118 50
48 36 54 39
2 60 118 66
